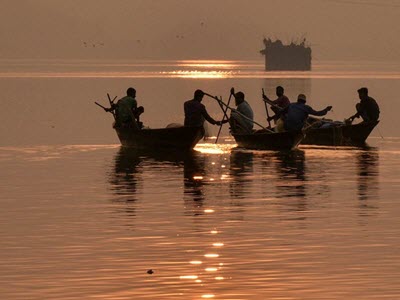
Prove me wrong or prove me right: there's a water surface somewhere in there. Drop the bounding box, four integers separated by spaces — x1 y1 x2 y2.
1 60 399 299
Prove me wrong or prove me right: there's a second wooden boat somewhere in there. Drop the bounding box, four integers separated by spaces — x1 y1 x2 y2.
232 129 304 151
302 120 379 146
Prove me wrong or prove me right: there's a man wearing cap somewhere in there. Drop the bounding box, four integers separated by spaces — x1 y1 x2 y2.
283 94 332 131
230 91 254 134
348 87 380 123
184 89 226 127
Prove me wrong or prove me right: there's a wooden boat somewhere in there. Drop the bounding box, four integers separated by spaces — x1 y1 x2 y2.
114 125 204 150
301 120 379 146
232 129 304 151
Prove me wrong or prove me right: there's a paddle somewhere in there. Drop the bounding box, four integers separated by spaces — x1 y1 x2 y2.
204 92 272 132
94 101 109 111
262 88 272 128
107 93 118 120
215 87 234 143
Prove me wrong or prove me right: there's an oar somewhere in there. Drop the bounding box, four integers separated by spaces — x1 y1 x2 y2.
107 93 117 120
262 88 272 128
204 92 273 132
262 95 284 111
215 87 234 143
94 101 108 111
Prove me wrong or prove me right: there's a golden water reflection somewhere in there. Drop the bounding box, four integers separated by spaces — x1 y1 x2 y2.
101 143 394 299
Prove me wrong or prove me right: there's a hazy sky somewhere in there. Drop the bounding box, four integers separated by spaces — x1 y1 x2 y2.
1 0 400 61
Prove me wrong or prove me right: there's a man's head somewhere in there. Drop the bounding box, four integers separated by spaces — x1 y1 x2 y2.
358 87 368 100
127 87 136 97
276 86 284 97
194 89 205 101
234 91 245 106
297 93 307 103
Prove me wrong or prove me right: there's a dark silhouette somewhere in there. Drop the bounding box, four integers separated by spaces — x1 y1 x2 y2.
107 87 144 129
184 89 226 128
348 87 380 123
260 38 312 71
282 94 332 131
263 86 291 132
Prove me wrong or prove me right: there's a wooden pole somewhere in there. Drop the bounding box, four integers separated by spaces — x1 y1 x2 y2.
262 88 272 128
215 89 234 143
107 93 116 120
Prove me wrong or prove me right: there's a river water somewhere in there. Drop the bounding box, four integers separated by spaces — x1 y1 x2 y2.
1 60 400 299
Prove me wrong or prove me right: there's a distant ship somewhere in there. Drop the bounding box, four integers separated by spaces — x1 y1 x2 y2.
260 38 312 71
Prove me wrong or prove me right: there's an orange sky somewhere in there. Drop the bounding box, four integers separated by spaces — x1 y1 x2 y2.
1 0 399 61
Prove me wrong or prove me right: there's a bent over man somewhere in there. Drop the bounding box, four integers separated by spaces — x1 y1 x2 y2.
348 87 380 123
284 94 332 131
184 89 226 127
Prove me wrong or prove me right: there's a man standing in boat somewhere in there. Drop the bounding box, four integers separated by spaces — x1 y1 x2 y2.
184 89 226 128
348 87 380 123
108 87 144 129
283 94 332 131
230 91 254 134
263 86 291 132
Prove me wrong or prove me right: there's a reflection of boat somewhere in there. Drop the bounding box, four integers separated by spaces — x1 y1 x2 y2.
302 120 379 146
356 147 379 202
232 129 304 151
275 150 307 200
115 126 204 150
109 147 143 204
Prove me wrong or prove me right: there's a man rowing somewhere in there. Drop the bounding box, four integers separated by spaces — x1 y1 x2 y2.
184 89 227 128
263 86 291 132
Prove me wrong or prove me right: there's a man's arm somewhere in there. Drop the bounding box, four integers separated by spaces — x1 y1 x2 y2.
307 105 332 117
202 110 218 125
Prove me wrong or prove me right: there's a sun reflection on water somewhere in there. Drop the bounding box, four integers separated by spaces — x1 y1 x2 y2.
204 254 219 258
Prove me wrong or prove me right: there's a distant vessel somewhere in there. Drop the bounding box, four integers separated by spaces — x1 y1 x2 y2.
260 38 312 71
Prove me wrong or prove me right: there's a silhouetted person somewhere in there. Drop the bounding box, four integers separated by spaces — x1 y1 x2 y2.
283 94 332 131
348 87 380 123
263 86 291 132
230 91 254 134
184 89 226 128
264 86 291 115
108 87 144 129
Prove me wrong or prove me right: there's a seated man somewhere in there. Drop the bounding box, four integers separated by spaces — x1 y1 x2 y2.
229 91 254 134
109 87 144 129
263 86 290 132
348 87 380 123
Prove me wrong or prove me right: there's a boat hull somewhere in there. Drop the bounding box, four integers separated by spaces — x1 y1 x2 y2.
233 130 304 151
302 121 379 146
115 126 204 150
